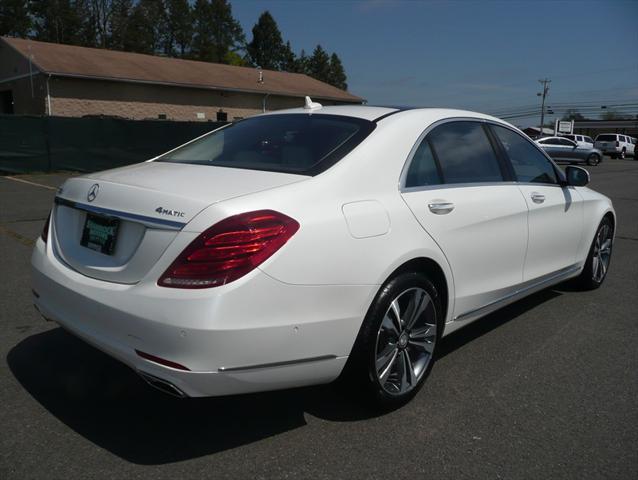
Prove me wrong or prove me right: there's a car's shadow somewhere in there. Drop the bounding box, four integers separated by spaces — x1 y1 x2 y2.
7 288 561 465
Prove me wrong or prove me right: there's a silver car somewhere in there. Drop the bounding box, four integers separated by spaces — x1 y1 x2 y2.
536 136 603 166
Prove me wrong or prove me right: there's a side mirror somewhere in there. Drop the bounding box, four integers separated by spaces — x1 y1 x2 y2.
565 165 589 187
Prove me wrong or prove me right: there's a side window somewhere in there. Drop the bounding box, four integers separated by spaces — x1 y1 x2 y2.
405 139 442 187
557 138 574 146
491 125 558 184
427 121 503 184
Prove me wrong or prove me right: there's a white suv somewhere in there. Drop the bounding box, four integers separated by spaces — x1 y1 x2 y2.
562 134 594 148
594 134 635 159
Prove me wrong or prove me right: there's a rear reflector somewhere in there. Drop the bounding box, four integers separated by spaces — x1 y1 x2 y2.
158 210 299 289
135 349 190 371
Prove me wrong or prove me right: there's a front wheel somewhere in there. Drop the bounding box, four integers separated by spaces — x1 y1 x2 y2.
587 153 600 166
342 272 442 409
574 217 614 290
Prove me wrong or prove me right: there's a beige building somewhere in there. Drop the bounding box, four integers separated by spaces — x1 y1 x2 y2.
0 37 363 121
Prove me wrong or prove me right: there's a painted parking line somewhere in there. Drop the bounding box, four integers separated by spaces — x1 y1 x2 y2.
3 176 57 191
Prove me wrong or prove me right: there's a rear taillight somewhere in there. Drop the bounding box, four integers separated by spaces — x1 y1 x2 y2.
616 141 620 147
41 211 51 243
158 210 299 289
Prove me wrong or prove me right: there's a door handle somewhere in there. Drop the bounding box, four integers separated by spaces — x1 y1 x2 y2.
530 192 545 204
428 202 455 214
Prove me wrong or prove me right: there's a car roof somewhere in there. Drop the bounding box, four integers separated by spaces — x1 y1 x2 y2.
261 105 400 121
262 104 507 125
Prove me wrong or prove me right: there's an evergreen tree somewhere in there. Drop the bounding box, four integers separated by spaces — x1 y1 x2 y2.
88 0 114 48
307 45 331 83
294 49 309 74
76 0 99 47
328 52 347 90
0 0 31 38
209 0 245 63
192 0 245 63
31 0 85 45
191 0 214 60
246 11 285 70
108 0 133 50
280 41 297 73
166 0 192 57
126 0 166 54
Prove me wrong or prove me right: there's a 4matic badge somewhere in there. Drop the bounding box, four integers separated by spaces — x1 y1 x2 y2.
155 207 185 218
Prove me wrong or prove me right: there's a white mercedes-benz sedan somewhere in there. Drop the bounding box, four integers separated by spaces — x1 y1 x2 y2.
31 102 615 407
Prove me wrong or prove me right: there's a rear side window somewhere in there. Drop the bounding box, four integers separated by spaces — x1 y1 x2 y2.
427 121 503 184
158 114 375 175
405 140 442 187
491 125 558 184
596 134 616 142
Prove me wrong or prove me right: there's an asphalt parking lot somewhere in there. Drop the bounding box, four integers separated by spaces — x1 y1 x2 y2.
1 159 637 479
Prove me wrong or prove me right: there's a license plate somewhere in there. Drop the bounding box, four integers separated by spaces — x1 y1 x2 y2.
80 213 119 255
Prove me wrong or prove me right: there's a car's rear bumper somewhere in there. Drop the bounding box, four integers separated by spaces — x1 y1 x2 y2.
596 146 620 154
31 238 374 397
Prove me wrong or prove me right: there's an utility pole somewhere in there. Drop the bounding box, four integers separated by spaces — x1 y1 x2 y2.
537 78 551 137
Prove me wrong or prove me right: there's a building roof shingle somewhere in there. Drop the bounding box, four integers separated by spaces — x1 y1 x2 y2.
2 36 363 103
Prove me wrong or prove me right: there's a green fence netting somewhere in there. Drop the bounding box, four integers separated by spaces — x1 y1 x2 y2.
0 115 225 173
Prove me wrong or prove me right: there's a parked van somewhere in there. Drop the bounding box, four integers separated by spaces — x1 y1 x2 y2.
594 134 635 158
562 134 594 148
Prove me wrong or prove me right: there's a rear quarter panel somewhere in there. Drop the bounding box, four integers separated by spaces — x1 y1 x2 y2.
184 113 457 323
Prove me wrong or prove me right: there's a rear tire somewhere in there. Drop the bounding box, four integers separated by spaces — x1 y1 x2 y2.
619 149 626 159
587 153 600 166
341 272 442 409
574 216 614 290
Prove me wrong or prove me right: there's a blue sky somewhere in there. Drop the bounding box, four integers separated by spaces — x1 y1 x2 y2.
232 0 638 126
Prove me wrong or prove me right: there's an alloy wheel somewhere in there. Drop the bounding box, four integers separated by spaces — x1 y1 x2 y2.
592 223 612 283
374 287 437 395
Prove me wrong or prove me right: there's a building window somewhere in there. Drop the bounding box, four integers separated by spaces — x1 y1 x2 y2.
216 109 228 122
158 113 167 120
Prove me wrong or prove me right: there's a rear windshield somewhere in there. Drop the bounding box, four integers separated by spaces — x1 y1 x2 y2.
157 114 375 175
596 134 616 141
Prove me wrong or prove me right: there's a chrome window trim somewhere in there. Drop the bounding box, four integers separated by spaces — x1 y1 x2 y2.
399 117 564 192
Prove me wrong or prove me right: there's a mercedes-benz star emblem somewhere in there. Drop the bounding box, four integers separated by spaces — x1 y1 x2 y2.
87 184 99 202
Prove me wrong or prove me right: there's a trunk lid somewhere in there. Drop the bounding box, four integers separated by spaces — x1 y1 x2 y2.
52 161 306 284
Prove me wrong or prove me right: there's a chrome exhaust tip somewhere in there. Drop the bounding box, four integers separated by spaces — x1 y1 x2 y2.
138 371 188 398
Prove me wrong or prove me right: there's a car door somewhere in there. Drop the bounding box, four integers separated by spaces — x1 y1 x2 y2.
538 138 563 160
556 138 580 160
489 124 584 281
400 120 529 319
